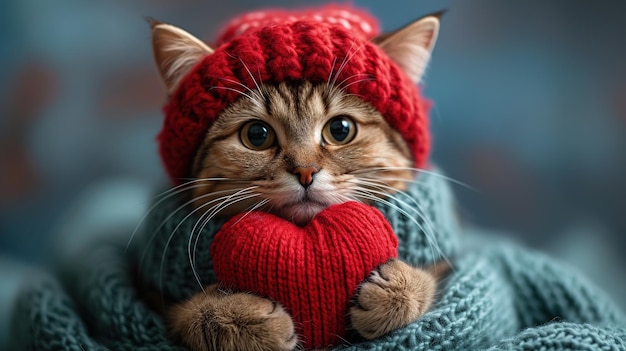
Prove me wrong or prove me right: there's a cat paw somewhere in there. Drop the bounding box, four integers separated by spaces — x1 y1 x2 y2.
349 258 436 340
168 285 297 351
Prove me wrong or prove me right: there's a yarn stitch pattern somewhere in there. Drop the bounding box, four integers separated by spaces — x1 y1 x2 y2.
8 172 626 350
158 5 430 183
8 4 626 350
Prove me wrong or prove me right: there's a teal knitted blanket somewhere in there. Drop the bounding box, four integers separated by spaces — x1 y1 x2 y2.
9 172 626 350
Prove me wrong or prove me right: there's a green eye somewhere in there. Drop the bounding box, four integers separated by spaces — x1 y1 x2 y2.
323 116 357 145
240 121 275 150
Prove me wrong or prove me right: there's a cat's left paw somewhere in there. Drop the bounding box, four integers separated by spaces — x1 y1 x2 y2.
349 258 436 339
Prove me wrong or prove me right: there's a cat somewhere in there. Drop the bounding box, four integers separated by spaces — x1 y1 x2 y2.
150 7 444 351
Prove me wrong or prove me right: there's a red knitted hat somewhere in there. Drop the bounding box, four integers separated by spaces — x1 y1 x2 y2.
158 4 431 182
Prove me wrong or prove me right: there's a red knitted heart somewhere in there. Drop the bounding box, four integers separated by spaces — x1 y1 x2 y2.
211 201 398 349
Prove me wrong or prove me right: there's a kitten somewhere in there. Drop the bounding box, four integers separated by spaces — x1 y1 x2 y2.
151 9 443 351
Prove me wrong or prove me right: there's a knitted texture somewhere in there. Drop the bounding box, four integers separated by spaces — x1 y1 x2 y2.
137 167 459 305
9 172 626 350
158 4 430 182
10 245 185 351
212 202 398 348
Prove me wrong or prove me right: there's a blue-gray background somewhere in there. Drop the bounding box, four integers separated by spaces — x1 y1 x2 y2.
1 0 625 347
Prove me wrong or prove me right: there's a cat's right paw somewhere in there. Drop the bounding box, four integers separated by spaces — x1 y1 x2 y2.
168 285 297 351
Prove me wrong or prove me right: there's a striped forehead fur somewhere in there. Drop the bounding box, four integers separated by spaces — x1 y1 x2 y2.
189 80 413 226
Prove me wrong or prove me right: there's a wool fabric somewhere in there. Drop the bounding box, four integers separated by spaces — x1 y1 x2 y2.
9 171 626 350
132 168 459 305
211 202 399 348
158 4 430 183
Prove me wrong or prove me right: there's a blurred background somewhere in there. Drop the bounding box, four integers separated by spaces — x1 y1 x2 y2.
1 0 625 346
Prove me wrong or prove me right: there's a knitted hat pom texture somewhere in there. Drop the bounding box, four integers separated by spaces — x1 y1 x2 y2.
158 5 431 183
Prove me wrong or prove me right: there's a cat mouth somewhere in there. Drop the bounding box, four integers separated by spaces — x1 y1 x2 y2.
277 199 331 226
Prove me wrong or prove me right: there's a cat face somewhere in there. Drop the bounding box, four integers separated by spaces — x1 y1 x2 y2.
151 14 440 225
189 81 413 225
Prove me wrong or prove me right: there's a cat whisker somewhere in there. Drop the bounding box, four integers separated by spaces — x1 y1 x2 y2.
332 333 353 348
330 191 355 206
138 182 249 253
351 166 477 192
137 187 254 291
329 40 364 94
238 56 266 103
342 92 368 100
185 188 260 290
261 200 277 216
217 54 267 110
328 41 355 90
188 188 262 289
208 86 262 108
231 198 271 226
153 189 255 300
338 77 376 92
208 75 264 105
158 189 259 299
326 56 339 88
188 187 262 237
205 74 257 97
125 178 233 253
350 187 440 269
349 182 435 240
348 178 439 248
256 66 271 100
350 185 452 270
154 178 232 198
334 73 373 92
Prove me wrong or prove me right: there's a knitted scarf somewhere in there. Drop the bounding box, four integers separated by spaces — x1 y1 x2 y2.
8 171 626 350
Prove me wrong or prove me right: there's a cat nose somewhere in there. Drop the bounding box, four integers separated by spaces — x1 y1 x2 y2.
292 167 319 188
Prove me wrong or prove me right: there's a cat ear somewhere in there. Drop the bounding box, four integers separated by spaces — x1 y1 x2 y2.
150 20 214 93
373 13 441 84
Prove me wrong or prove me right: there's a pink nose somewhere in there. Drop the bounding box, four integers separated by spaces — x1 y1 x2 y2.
293 167 319 188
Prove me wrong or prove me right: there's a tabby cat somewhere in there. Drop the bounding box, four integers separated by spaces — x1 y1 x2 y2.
150 8 443 351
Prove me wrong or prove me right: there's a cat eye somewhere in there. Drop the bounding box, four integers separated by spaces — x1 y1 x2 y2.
240 121 276 150
322 116 357 145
